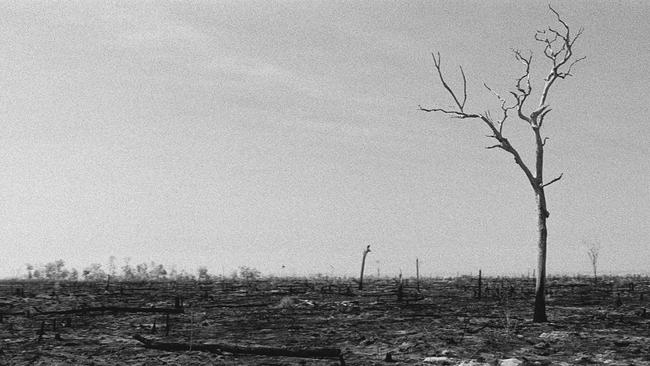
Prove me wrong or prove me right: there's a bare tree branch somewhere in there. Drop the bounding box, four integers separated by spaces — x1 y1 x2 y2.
557 56 586 79
511 49 533 124
486 144 504 150
536 5 585 108
422 6 582 190
548 5 570 34
417 105 479 119
538 108 553 128
542 173 563 188
460 65 468 109
431 53 467 112
421 51 538 190
483 83 517 134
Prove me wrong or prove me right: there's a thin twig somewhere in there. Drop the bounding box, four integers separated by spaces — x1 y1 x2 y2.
542 173 563 188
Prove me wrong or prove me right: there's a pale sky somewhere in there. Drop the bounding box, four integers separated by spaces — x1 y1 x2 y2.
1 1 648 278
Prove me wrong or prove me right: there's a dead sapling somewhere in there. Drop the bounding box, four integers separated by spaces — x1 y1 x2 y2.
358 245 371 290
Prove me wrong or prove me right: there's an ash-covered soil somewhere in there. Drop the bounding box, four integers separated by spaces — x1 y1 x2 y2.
1 276 649 365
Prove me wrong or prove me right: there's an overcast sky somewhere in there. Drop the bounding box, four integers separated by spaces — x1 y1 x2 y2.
1 1 648 278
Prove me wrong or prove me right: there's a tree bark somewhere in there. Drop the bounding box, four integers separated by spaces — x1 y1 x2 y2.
532 125 549 323
533 190 549 322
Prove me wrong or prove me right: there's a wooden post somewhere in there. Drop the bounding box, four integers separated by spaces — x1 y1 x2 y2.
478 269 482 300
415 258 420 292
397 271 403 302
358 245 371 290
385 352 394 362
37 321 45 342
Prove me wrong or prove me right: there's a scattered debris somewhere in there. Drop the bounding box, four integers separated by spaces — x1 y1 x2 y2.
133 334 345 365
498 358 523 366
423 356 453 364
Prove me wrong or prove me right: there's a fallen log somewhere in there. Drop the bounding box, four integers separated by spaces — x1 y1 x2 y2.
203 302 269 309
33 306 183 315
133 334 345 365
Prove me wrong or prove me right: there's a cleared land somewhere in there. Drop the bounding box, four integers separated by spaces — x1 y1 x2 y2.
0 275 648 365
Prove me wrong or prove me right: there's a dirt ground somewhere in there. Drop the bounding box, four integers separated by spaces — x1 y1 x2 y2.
1 276 648 365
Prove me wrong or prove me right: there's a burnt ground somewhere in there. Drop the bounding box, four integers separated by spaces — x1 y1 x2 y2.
0 276 649 365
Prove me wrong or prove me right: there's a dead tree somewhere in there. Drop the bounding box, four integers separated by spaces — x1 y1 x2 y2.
585 240 600 285
419 6 584 322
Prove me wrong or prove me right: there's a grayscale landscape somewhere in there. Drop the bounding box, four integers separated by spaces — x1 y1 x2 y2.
1 1 648 365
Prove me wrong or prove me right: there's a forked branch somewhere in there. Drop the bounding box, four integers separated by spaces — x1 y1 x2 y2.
420 52 536 189
510 49 533 124
420 7 582 193
484 83 518 134
536 5 585 107
430 52 467 112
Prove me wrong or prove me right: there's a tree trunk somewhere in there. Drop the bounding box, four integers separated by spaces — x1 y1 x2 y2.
533 190 548 322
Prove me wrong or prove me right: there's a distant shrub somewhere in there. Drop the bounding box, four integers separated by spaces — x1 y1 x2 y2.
197 266 210 281
82 263 107 281
238 266 261 282
44 260 69 280
26 260 72 281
